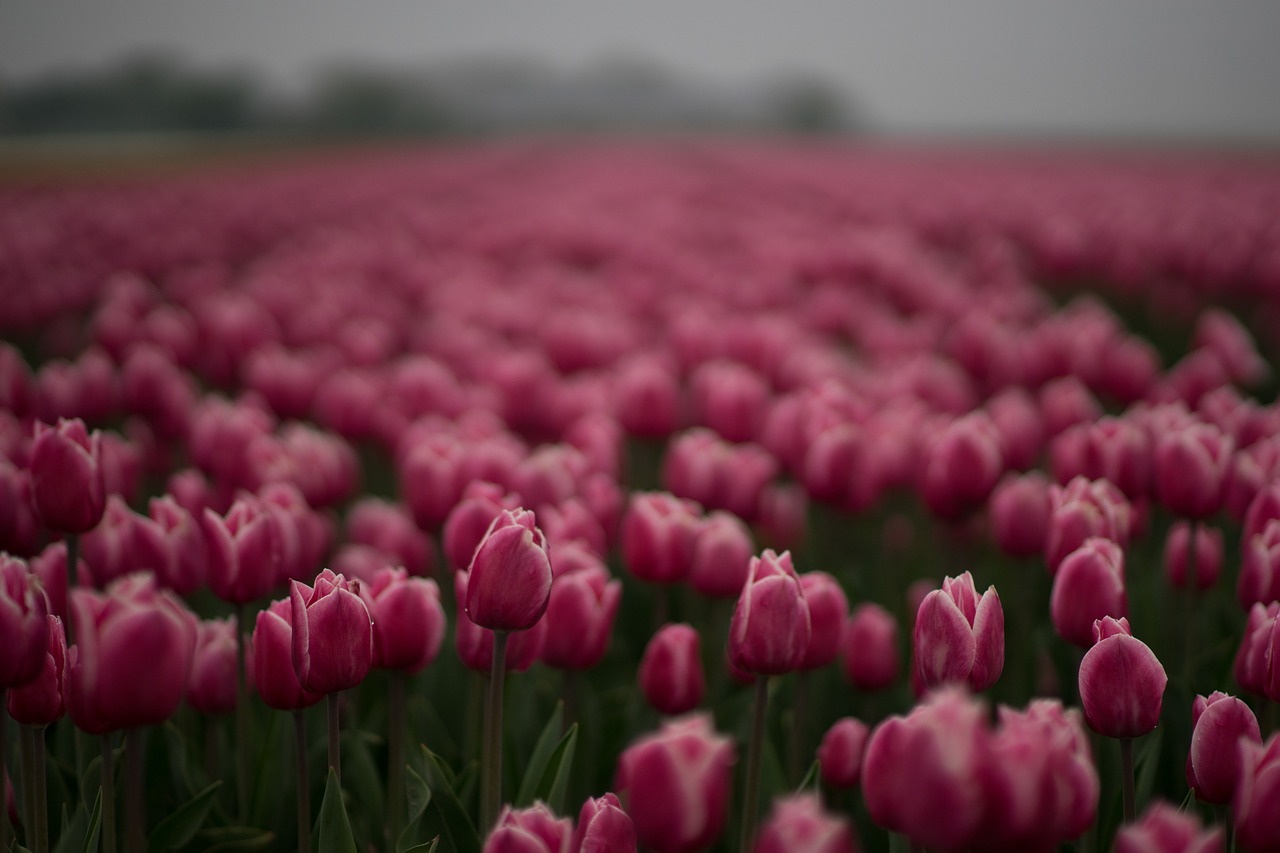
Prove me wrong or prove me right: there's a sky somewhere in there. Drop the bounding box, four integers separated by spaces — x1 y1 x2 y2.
3 0 1280 140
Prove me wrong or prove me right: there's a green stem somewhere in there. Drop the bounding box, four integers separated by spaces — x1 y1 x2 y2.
482 631 509 836
387 671 406 847
327 692 342 781
101 735 116 853
33 727 48 853
21 722 36 850
1182 521 1198 686
293 711 311 853
563 670 579 732
739 677 769 852
789 673 809 785
124 729 145 853
1120 737 1136 823
235 603 251 822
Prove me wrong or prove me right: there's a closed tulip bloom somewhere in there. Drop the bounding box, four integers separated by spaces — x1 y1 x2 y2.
1239 519 1280 608
919 412 1004 520
79 495 142 587
798 571 848 670
148 496 207 595
400 435 464 531
0 460 40 557
615 714 735 853
1234 602 1280 701
620 492 701 585
29 542 72 622
68 574 197 734
1 554 49 688
1045 476 1132 572
203 498 283 604
361 567 446 673
1235 733 1280 853
251 598 321 711
1114 801 1224 853
7 615 68 725
346 498 434 577
1244 481 1280 542
913 571 1003 691
1163 522 1223 592
187 617 238 715
754 794 858 853
1079 417 1151 500
29 418 106 534
688 511 753 599
1078 617 1167 739
841 603 900 691
639 623 705 715
989 472 1052 559
816 717 868 789
729 550 811 676
1153 423 1233 520
541 564 621 671
484 802 572 853
1050 537 1127 648
862 687 990 851
614 355 681 439
466 508 553 632
290 569 373 695
442 482 518 572
454 570 545 673
1187 692 1261 805
572 793 637 853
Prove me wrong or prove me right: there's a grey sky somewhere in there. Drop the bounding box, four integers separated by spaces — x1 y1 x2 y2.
3 0 1280 139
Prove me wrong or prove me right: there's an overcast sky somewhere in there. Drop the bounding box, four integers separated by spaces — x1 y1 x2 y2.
4 0 1280 140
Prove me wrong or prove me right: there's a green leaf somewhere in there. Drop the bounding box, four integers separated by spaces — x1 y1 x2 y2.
147 781 223 853
1134 728 1163 809
515 703 565 807
316 768 358 853
794 760 820 793
417 748 480 853
197 827 277 853
528 724 577 815
396 764 434 853
340 728 386 840
80 789 102 853
400 841 439 853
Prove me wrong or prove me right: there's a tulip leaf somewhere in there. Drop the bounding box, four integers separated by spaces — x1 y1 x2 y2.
197 827 277 852
54 789 101 853
1134 728 1163 809
340 728 386 841
146 780 223 853
515 702 565 806
400 841 439 853
395 764 433 853
416 747 480 853
794 760 820 793
317 767 359 853
527 723 578 814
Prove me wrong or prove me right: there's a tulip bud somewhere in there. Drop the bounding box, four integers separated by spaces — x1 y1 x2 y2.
913 571 1003 691
148 495 207 595
346 498 434 578
1234 733 1280 853
484 802 572 853
614 356 681 439
753 793 858 853
638 623 705 715
28 418 106 534
1186 692 1261 806
454 571 545 673
1153 423 1232 520
989 472 1052 559
615 714 735 853
465 508 552 632
0 460 39 557
688 359 768 443
620 492 701 585
0 554 49 688
29 542 72 622
798 572 847 670
1114 801 1224 853
442 482 517 572
1158 521 1222 594
1239 519 1280 609
203 498 283 604
919 412 1004 520
688 511 753 599
1079 417 1151 500
7 615 68 725
360 567 446 673
1039 376 1101 437
540 564 622 671
251 598 321 710
572 793 637 853
187 617 238 715
1234 602 1280 701
1045 476 1132 572
1078 617 1166 739
816 717 868 789
728 550 810 676
68 574 197 734
1050 537 1127 648
290 569 373 695
841 603 899 691
399 435 464 531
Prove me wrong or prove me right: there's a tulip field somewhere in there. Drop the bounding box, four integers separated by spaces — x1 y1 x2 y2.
3 139 1280 852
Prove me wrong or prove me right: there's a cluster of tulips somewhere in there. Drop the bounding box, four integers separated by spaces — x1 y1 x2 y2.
2 141 1280 852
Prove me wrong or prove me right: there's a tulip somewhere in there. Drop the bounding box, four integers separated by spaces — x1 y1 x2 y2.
615 714 735 853
614 355 681 439
0 460 39 557
798 572 848 671
28 418 105 535
0 554 49 689
571 793 637 853
399 435 464 531
1050 537 1127 648
1045 476 1132 572
465 508 553 632
841 603 899 691
1153 422 1232 520
148 496 207 596
68 574 197 734
816 717 868 789
1078 417 1150 499
688 511 753 599
1164 521 1223 592
442 481 519 572
7 615 67 725
1186 692 1261 805
484 802 572 853
753 794 858 853
361 567 446 673
918 412 1004 520
79 495 142 587
187 617 238 716
728 550 811 676
688 359 768 443
1234 602 1280 701
988 472 1052 559
538 500 607 560
1235 733 1280 853
290 569 373 696
1239 519 1280 608
1194 307 1268 386
540 564 621 671
1039 375 1101 437
913 571 1003 691
203 498 283 604
619 492 701 585
638 624 705 715
251 598 321 711
1114 801 1224 853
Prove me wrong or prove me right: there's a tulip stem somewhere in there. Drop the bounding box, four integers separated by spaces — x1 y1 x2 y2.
482 631 509 836
740 676 769 852
789 672 808 784
387 671 406 847
33 727 47 853
235 603 251 822
327 692 342 781
293 711 311 853
1182 523 1197 686
124 728 145 853
101 735 116 853
1119 737 1135 823
20 722 35 847
0 699 9 853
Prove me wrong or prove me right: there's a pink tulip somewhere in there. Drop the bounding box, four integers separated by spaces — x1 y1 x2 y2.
1234 602 1280 701
540 564 621 671
1186 692 1261 805
1163 522 1223 592
1234 733 1280 853
728 550 811 676
1039 376 1101 437
816 717 868 789
203 498 283 604
28 542 72 622
484 802 572 853
619 492 701 585
7 615 68 725
913 571 1003 691
571 793 637 853
688 360 769 443
251 598 321 711
613 355 682 439
1114 801 1224 853
442 481 516 572
988 472 1052 559
346 498 434 578
1153 423 1232 520
148 496 207 595
918 412 1004 520
454 571 545 673
399 435 464 531
0 460 39 556
1239 519 1280 608
360 567 446 673
638 623 705 716
68 574 197 734
841 603 900 691
1078 617 1166 739
1045 476 1132 572
187 617 238 715
0 554 49 688
1194 308 1267 387
465 508 553 632
28 418 105 534
688 511 753 599
798 571 848 670
1050 537 1127 648
753 794 858 853
290 569 373 695
615 714 735 853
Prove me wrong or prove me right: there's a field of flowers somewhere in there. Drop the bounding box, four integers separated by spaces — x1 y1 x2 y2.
1 140 1280 852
